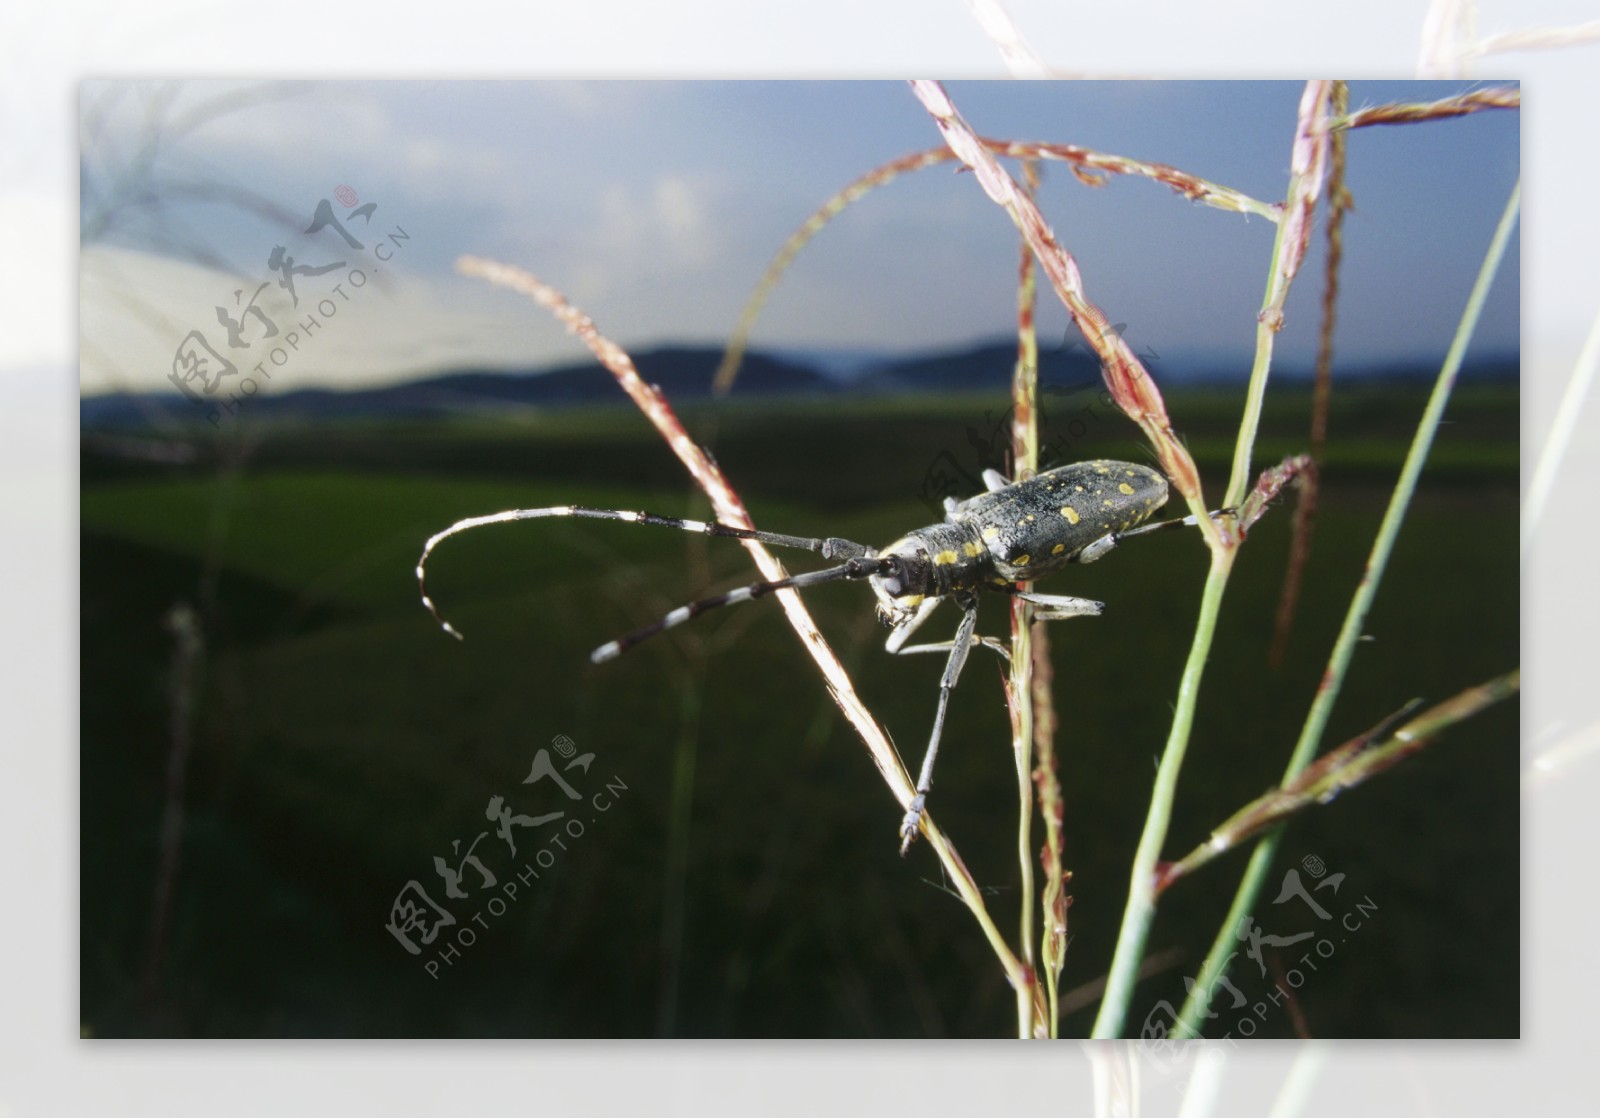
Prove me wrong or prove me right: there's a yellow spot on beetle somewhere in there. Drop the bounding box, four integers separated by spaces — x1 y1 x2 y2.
981 525 1001 541
934 549 958 566
1052 543 1066 555
963 541 982 558
1060 505 1080 524
1014 553 1032 567
1119 482 1135 495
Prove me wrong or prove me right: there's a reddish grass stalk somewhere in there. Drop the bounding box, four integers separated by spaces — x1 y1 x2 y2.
1270 82 1350 668
454 254 1041 1019
908 80 1209 527
1333 86 1520 129
1004 158 1052 1036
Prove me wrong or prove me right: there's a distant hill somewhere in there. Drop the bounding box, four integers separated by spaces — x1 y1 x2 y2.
423 346 834 406
854 341 1105 394
79 341 1518 429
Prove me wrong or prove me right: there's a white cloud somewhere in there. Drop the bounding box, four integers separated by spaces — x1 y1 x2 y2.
652 173 718 266
78 242 598 396
584 171 726 289
402 136 447 172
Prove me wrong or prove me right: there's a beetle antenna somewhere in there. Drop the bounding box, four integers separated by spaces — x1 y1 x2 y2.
590 555 894 663
418 504 873 640
1113 506 1236 542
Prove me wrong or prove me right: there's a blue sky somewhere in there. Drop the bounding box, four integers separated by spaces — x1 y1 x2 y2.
79 79 1519 394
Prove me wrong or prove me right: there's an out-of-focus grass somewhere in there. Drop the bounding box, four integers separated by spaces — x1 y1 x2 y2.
80 386 1517 1037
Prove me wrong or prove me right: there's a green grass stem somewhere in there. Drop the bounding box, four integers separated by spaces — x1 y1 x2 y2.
1173 177 1521 1036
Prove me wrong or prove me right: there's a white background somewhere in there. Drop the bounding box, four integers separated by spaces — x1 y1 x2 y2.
9 0 1592 1113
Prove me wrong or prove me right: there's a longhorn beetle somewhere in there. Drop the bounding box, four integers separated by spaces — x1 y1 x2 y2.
418 458 1210 849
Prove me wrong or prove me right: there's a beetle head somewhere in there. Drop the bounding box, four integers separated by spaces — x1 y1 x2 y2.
869 536 933 628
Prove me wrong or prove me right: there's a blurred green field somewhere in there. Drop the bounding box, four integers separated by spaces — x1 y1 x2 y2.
80 383 1519 1038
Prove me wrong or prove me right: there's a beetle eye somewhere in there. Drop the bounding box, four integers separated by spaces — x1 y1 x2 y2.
879 556 908 597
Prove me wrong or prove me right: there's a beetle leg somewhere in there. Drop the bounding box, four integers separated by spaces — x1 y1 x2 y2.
981 468 1010 493
944 471 1011 519
895 636 1009 662
1079 507 1236 563
897 596 979 852
1015 591 1105 620
1075 533 1121 564
884 597 942 654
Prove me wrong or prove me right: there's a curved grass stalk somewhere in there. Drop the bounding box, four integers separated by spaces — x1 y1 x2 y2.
1091 80 1337 1040
908 81 1211 525
904 78 1345 1040
454 253 1041 1025
1091 546 1234 1039
1155 671 1519 894
714 139 1281 395
1224 81 1335 511
1172 178 1522 1037
904 82 1290 1041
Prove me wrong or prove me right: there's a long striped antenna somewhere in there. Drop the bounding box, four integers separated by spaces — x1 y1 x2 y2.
417 504 875 640
589 553 893 663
